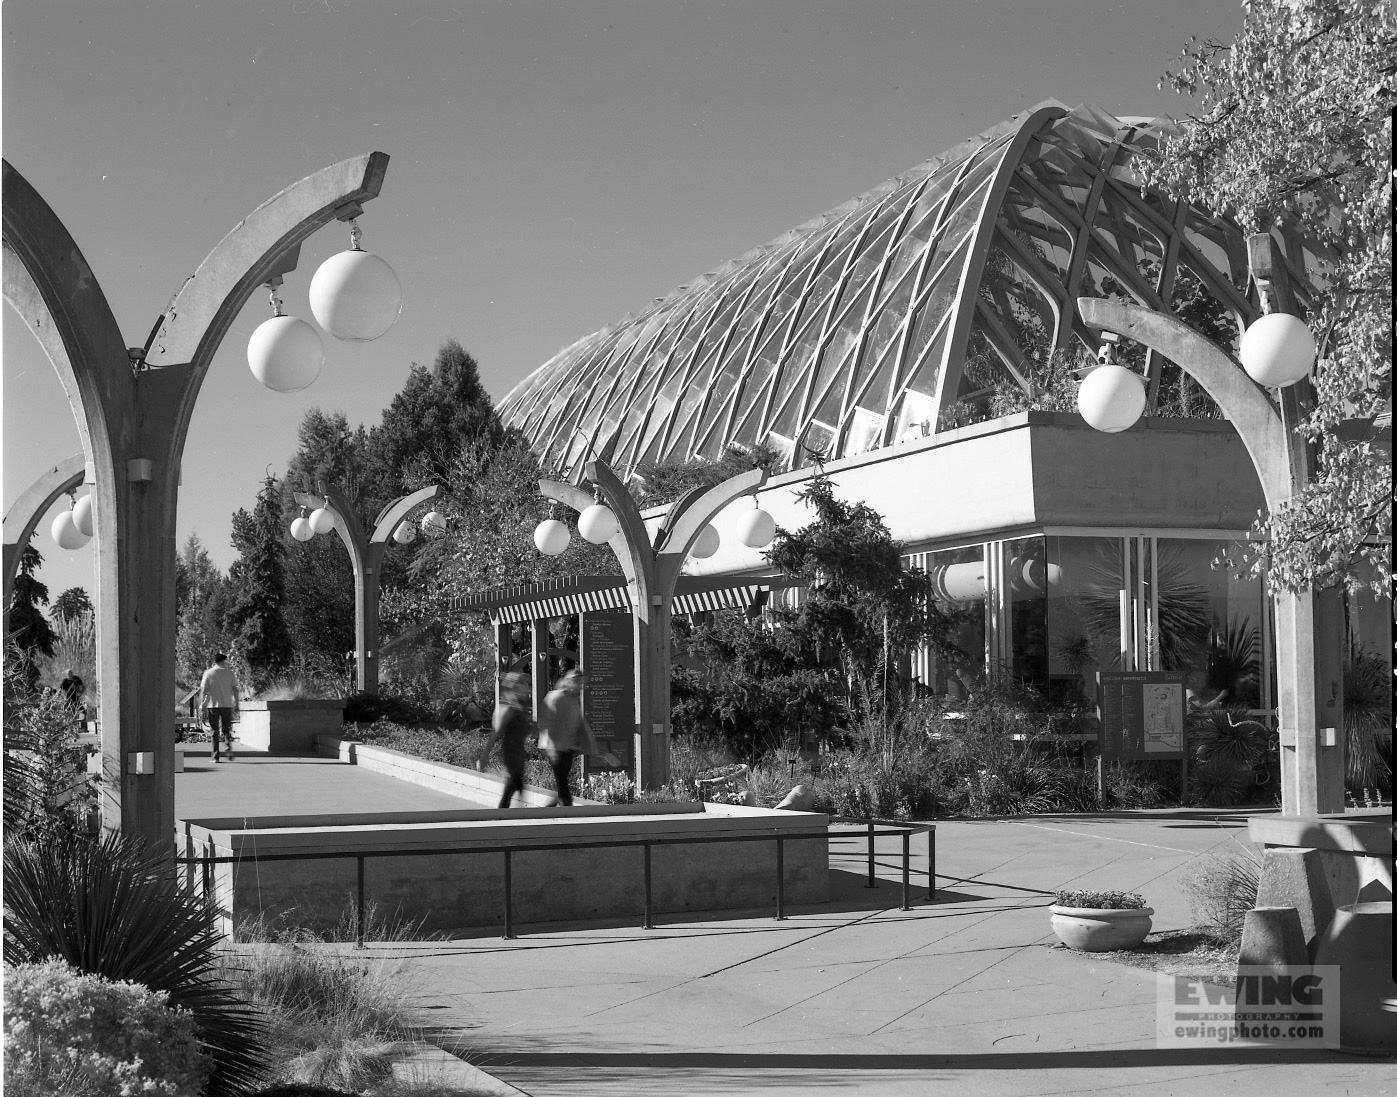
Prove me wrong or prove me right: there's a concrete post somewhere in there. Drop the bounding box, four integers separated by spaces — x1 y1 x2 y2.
293 482 439 697
539 460 766 789
3 154 391 844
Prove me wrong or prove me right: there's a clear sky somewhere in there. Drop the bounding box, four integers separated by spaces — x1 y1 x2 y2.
3 0 1243 601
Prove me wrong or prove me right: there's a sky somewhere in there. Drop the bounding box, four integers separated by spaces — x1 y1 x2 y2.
3 0 1245 603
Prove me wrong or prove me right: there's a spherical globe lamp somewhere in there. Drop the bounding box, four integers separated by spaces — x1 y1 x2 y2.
290 515 315 542
1239 312 1316 388
308 507 337 536
393 521 417 545
52 510 89 550
420 510 448 537
735 507 776 549
247 315 323 392
72 494 95 538
578 503 619 545
689 524 720 559
1077 364 1146 434
534 518 570 556
309 249 402 343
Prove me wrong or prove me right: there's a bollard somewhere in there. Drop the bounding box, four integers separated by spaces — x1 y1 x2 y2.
865 818 878 888
775 837 786 920
927 827 937 901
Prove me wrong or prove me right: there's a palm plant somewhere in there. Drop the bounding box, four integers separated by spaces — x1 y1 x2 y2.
3 830 270 1095
1344 647 1393 795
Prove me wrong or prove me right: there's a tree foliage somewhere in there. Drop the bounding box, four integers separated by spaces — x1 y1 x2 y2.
225 476 294 688
51 587 93 623
174 535 233 688
8 542 56 692
1142 0 1394 594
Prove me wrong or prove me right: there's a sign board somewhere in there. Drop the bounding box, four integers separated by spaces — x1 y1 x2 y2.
580 611 634 771
1097 671 1186 761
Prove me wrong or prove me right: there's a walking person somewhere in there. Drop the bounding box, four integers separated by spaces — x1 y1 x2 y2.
199 653 241 762
479 671 532 809
536 669 597 807
58 667 86 728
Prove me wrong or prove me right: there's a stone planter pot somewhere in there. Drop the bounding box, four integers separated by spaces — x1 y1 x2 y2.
1050 904 1154 952
1313 901 1396 1054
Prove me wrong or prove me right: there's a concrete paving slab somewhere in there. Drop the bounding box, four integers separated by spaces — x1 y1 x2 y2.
378 810 1392 1096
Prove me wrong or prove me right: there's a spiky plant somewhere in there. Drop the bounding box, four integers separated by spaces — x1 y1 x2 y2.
3 830 271 1096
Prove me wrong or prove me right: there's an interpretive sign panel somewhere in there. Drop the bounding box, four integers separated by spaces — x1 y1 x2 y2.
1097 671 1186 761
581 611 634 771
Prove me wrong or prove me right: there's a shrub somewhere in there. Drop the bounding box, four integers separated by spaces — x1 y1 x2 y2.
584 771 639 804
3 651 96 837
1102 761 1167 809
222 923 422 1093
4 958 214 1097
1179 849 1261 946
1053 889 1147 910
3 830 270 1096
342 692 436 726
350 721 490 770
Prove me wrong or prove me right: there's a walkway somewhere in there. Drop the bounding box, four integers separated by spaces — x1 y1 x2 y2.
371 809 1393 1097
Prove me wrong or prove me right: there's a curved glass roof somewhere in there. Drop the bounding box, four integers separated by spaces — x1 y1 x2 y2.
500 102 1316 477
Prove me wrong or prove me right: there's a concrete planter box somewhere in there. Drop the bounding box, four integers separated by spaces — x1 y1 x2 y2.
238 699 345 753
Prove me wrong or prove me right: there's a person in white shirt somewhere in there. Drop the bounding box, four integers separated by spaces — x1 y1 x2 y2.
536 669 597 806
199 653 241 762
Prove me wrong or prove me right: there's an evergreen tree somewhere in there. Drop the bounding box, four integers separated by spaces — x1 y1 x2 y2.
366 338 504 492
1143 0 1393 595
174 535 232 687
8 542 56 692
51 587 93 623
225 476 294 687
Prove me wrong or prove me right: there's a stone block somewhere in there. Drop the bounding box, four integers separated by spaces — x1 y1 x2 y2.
1254 847 1336 961
1237 906 1308 970
777 784 815 811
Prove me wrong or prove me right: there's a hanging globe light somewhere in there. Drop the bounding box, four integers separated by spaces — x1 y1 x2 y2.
309 507 337 536
393 521 416 545
689 524 720 559
578 502 618 544
735 506 776 549
309 219 402 342
1239 312 1316 388
52 509 89 550
289 511 314 542
420 510 448 537
534 518 570 556
248 280 323 392
72 494 95 538
1077 364 1146 434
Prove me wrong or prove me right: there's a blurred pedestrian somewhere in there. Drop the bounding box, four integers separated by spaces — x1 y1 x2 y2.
480 671 532 808
59 668 86 728
537 669 597 807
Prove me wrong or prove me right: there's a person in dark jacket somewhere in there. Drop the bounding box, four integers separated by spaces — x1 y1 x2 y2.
479 672 532 809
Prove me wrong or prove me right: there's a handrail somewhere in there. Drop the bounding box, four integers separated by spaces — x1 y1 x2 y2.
177 819 936 948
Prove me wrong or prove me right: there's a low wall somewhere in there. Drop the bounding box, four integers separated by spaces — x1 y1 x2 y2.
182 738 830 937
317 735 569 808
239 700 346 752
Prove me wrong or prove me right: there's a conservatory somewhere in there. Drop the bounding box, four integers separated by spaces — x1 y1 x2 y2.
499 102 1390 713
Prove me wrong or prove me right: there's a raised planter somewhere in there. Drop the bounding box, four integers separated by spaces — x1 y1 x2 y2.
238 699 345 753
1313 901 1397 1054
1050 904 1154 951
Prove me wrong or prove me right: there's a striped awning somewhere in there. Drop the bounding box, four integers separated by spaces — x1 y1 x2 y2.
448 574 798 625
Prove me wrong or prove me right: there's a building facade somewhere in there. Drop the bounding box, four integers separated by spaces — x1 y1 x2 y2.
499 103 1388 714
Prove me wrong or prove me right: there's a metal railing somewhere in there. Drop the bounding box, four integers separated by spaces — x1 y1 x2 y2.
176 819 935 948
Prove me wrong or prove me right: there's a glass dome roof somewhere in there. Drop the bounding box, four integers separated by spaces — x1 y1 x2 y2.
500 102 1317 478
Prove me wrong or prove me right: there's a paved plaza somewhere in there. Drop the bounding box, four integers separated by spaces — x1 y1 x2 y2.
174 756 1392 1096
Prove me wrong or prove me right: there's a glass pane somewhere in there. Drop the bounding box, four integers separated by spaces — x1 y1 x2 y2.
1006 536 1049 692
1045 535 1121 709
924 544 987 700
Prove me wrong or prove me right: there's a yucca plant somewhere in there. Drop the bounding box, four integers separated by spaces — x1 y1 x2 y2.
3 830 271 1096
1344 648 1392 795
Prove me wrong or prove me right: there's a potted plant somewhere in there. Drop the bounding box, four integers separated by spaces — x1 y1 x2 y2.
1050 889 1153 951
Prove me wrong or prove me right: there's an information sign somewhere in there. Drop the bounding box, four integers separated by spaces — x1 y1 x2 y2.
1097 671 1186 761
580 611 634 771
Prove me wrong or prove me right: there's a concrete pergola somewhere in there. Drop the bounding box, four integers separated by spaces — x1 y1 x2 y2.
3 153 392 844
1079 236 1347 816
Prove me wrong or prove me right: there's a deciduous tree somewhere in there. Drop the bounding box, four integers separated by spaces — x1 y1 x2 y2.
1143 0 1393 594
